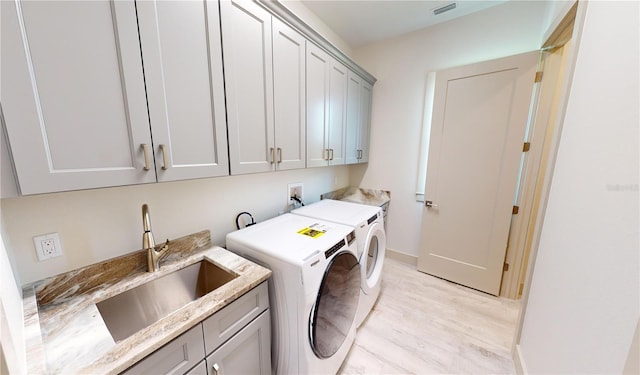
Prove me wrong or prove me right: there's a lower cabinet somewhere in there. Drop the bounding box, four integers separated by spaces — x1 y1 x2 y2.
206 311 271 375
121 282 270 375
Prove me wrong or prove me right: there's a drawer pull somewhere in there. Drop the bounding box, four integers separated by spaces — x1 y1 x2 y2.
141 144 151 171
212 362 221 375
159 144 169 170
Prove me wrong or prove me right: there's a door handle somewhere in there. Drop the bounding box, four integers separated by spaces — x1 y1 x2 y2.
277 147 282 163
159 144 169 170
329 148 334 160
141 144 151 171
212 363 221 375
270 147 275 164
425 200 439 208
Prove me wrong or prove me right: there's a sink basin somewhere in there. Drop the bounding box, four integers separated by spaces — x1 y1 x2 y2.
96 260 237 342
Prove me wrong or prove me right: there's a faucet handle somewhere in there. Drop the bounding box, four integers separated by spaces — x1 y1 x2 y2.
158 239 170 251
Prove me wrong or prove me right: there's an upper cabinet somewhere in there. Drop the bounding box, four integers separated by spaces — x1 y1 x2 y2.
136 0 229 181
222 0 306 175
1 0 375 196
272 18 306 171
2 0 155 195
1 0 229 195
306 44 348 167
345 71 373 164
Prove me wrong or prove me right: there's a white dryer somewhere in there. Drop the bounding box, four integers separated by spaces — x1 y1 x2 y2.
225 213 360 375
292 199 387 327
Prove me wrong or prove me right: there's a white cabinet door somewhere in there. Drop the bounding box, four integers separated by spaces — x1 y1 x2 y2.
358 80 373 163
137 0 229 181
306 43 331 168
272 17 306 171
306 43 348 167
221 0 275 175
205 311 271 375
1 0 155 195
328 60 348 165
345 70 373 165
345 71 361 164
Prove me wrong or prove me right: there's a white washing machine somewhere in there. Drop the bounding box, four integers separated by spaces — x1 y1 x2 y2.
225 213 360 375
292 199 387 328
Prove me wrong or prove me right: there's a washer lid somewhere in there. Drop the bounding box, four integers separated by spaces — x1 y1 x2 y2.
292 199 381 226
225 214 355 264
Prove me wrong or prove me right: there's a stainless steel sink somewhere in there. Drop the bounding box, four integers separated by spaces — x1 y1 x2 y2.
96 260 237 342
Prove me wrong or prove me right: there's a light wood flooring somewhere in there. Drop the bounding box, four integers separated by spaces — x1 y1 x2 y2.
339 257 520 374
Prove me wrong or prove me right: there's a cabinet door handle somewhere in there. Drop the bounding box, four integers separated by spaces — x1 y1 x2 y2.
329 148 334 160
277 147 282 163
141 144 151 171
270 147 275 164
212 363 221 375
159 144 169 170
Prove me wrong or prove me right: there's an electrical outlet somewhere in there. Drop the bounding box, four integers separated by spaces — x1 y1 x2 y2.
287 183 304 206
33 233 63 261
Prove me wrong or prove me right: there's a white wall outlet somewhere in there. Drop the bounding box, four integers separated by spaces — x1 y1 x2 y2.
33 233 63 261
287 183 304 206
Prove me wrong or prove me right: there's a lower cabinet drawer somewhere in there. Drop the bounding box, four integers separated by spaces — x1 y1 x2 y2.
202 281 269 354
122 324 205 375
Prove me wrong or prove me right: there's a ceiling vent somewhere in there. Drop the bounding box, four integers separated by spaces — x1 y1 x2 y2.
433 2 457 15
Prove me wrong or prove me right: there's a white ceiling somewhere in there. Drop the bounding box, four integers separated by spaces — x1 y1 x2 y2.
299 0 509 48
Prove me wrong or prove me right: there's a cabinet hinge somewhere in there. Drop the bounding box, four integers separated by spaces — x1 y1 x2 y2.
535 71 543 83
512 206 520 215
503 263 510 272
523 142 531 152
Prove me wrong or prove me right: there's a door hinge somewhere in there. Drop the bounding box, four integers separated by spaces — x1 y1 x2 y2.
523 142 531 152
512 205 519 215
535 71 543 83
503 263 509 272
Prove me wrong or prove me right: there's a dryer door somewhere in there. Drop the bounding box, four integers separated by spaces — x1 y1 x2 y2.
362 222 387 294
309 251 360 358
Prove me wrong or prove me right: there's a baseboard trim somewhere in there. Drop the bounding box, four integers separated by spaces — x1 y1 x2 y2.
385 248 418 266
513 344 527 375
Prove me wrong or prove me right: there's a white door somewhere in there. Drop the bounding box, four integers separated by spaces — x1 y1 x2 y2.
137 0 229 181
345 71 361 164
221 0 274 175
417 52 538 295
327 61 348 165
306 44 331 168
272 17 306 171
358 80 373 163
1 0 155 195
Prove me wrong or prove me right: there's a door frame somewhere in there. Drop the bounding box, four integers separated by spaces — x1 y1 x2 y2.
500 2 581 300
511 1 586 371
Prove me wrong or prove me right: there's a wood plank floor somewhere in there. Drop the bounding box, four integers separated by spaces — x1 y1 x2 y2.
339 257 520 374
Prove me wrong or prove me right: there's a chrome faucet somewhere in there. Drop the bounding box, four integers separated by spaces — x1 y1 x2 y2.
142 204 170 272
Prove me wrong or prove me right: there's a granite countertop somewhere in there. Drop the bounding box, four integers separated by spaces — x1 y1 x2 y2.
23 230 271 374
321 187 391 207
